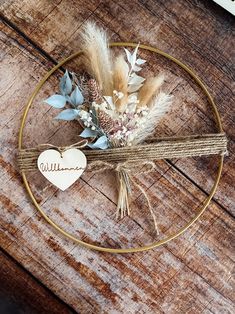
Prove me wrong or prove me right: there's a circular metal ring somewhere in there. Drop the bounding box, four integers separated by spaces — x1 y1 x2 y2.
18 43 224 253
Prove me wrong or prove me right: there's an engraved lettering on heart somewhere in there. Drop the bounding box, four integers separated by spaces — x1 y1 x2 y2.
37 148 87 191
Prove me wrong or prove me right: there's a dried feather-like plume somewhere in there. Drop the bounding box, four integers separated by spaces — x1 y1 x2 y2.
137 74 165 108
133 92 173 145
80 22 113 95
112 54 129 112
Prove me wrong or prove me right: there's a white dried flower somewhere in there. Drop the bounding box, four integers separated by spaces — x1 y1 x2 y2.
128 93 138 104
79 110 89 119
117 92 124 99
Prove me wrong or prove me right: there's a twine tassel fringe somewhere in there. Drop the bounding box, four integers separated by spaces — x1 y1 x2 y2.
116 170 131 219
116 168 159 234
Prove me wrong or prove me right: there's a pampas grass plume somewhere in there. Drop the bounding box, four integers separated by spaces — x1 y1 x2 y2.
113 54 129 112
80 22 113 95
137 74 165 108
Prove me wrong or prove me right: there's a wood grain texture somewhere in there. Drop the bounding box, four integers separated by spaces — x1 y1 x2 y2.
0 0 234 313
0 249 73 313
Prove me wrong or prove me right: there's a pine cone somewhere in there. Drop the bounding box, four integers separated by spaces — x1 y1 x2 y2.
98 110 115 133
88 79 103 104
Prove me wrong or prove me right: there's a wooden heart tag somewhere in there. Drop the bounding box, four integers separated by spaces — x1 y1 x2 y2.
37 148 87 191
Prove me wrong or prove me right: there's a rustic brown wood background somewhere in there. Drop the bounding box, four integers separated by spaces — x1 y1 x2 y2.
0 0 234 313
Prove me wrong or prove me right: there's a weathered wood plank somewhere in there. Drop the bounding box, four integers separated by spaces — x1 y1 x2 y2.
0 193 234 313
0 0 234 313
0 249 73 314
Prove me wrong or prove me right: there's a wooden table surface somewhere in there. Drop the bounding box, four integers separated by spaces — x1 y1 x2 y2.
0 0 234 313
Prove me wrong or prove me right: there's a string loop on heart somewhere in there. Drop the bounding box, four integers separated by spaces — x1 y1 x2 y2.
37 139 88 157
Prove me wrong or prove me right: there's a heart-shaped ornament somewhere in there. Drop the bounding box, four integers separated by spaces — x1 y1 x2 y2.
37 148 87 191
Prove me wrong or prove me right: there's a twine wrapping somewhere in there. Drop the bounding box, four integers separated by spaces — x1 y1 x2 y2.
18 133 227 171
18 133 227 233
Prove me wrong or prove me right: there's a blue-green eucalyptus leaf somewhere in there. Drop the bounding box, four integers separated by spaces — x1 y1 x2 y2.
70 86 84 106
44 94 67 108
88 135 109 150
59 70 72 95
55 109 80 120
79 128 97 138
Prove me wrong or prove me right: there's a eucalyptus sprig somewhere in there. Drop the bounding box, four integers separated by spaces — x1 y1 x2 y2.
44 70 84 120
44 70 109 149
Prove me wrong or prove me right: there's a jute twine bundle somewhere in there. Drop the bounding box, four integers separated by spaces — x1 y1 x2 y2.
18 133 227 172
18 133 227 233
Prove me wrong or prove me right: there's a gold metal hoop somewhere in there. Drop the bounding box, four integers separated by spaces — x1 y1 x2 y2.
18 43 224 253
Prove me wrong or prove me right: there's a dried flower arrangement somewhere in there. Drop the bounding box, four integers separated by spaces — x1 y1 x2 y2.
43 23 173 231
